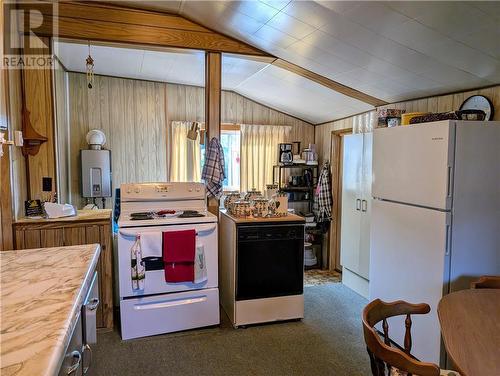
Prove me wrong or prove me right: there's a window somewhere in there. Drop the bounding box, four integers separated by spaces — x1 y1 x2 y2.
200 127 241 191
220 129 240 191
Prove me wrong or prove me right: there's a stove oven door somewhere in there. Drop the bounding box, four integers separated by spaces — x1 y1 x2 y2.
118 223 218 298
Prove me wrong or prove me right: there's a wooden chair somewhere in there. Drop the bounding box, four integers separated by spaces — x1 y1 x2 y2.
362 299 441 376
470 275 500 289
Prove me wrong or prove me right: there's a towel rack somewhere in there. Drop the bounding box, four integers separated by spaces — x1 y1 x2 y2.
119 224 216 238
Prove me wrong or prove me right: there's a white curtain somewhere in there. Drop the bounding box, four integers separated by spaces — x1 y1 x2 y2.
240 124 291 193
169 121 201 182
352 111 377 134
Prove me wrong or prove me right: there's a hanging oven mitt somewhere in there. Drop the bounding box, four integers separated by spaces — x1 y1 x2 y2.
131 235 145 291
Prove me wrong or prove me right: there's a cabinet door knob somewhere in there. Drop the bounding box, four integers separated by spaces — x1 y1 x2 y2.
356 199 361 211
361 200 367 212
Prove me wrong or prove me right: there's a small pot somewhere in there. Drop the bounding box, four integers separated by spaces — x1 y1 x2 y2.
252 198 270 217
224 192 241 209
230 200 251 217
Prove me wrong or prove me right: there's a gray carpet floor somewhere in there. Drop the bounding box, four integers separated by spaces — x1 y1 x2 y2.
94 284 370 375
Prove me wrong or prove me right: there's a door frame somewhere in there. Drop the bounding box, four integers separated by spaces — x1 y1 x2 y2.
329 128 352 272
1 67 14 251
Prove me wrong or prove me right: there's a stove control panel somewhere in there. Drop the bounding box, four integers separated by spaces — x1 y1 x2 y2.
121 182 206 202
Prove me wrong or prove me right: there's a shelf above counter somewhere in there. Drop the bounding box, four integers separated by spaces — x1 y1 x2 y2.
273 164 319 169
280 187 314 192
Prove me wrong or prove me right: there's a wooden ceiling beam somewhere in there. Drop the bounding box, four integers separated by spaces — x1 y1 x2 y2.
18 2 267 56
272 59 388 107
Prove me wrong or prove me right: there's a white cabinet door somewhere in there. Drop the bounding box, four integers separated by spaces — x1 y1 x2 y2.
359 133 372 279
340 134 363 273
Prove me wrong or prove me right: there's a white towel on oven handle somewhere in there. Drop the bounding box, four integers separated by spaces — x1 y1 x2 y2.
194 244 207 284
139 232 162 258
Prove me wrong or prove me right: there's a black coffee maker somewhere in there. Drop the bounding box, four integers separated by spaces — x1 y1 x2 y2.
278 143 293 164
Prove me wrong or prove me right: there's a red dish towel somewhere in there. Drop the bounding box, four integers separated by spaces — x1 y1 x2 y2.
162 229 196 283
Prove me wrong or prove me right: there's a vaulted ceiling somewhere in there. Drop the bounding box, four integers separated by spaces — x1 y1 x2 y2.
55 41 373 123
83 1 500 122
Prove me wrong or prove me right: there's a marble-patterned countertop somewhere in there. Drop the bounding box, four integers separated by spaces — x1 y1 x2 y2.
0 244 101 376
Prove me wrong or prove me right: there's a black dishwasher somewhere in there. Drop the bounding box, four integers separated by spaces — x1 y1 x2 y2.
236 223 304 301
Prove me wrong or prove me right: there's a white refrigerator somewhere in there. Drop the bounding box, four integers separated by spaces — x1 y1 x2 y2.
369 120 500 366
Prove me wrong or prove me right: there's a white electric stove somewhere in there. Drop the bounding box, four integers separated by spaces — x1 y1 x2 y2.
117 182 219 340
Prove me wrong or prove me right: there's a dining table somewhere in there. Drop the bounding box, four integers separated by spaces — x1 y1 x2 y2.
437 289 500 376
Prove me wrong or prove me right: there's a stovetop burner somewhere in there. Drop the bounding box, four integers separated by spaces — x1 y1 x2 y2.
128 210 204 220
178 210 205 218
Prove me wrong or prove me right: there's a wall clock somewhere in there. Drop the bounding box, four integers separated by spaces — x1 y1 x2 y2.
459 95 494 120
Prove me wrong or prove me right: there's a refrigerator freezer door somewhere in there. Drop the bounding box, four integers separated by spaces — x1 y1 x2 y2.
372 121 454 210
369 199 448 364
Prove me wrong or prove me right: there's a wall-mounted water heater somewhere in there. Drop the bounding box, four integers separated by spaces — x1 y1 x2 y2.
81 130 112 200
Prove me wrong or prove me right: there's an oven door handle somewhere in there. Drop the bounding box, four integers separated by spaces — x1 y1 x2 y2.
133 296 207 310
119 224 216 238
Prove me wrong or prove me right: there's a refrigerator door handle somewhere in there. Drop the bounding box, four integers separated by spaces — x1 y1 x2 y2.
356 199 361 211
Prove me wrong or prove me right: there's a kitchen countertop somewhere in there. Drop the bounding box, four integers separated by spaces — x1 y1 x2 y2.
0 244 101 376
221 210 305 224
14 209 112 224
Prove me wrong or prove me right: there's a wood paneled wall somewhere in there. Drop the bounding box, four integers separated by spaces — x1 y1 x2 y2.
65 73 314 208
22 37 57 199
167 83 314 145
315 85 500 163
67 73 167 208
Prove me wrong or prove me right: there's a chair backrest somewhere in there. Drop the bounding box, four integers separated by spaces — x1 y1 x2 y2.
470 275 500 289
362 299 441 376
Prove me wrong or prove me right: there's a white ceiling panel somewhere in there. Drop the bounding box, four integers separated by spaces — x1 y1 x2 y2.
54 42 145 80
222 55 269 89
342 2 411 34
281 0 334 28
229 1 281 23
54 41 205 87
266 11 316 39
253 24 298 49
234 64 372 123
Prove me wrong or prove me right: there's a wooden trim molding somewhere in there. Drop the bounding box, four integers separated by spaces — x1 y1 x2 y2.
272 59 387 107
329 128 352 272
1 69 14 251
221 123 240 131
20 2 267 56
